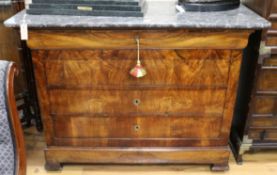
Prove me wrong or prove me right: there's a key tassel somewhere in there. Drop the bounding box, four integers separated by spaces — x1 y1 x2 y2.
130 37 147 78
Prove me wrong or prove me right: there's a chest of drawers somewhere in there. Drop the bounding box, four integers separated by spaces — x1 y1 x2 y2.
230 0 277 164
27 29 252 171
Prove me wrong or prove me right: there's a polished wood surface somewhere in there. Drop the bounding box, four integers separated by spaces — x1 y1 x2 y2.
248 129 277 140
28 29 251 171
54 115 222 138
27 30 251 50
44 147 230 166
6 63 26 175
49 89 225 114
256 68 277 92
250 117 277 127
264 56 277 65
37 49 231 88
252 96 276 115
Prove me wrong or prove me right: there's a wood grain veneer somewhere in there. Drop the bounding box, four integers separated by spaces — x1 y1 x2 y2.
28 29 251 171
27 30 250 50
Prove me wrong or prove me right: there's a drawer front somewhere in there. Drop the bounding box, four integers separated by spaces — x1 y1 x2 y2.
249 129 277 141
256 68 277 92
264 56 277 66
250 117 277 128
269 22 277 32
43 50 230 88
49 89 226 116
28 30 250 50
266 36 277 46
53 116 222 139
252 96 277 115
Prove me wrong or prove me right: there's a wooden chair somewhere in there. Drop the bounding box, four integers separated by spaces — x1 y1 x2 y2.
0 60 26 175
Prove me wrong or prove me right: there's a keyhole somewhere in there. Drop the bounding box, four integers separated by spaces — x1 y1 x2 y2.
133 99 141 106
133 124 140 132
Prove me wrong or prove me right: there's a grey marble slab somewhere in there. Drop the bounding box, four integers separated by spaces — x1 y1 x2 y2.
4 0 271 29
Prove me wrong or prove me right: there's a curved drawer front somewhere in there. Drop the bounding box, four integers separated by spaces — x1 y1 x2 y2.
42 49 231 88
49 89 226 116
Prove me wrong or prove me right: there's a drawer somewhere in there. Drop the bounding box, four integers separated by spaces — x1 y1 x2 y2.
28 30 250 50
256 68 277 92
266 36 277 46
250 117 277 128
43 50 230 88
53 116 222 139
269 22 277 32
251 96 277 115
263 56 277 66
49 89 226 116
248 129 277 141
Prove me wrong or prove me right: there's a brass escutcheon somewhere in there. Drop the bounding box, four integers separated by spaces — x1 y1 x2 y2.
133 124 140 132
133 98 141 106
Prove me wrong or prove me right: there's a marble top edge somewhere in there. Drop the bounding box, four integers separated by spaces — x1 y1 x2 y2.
4 0 271 29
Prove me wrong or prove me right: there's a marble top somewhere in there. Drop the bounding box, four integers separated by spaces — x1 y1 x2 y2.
4 0 270 29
